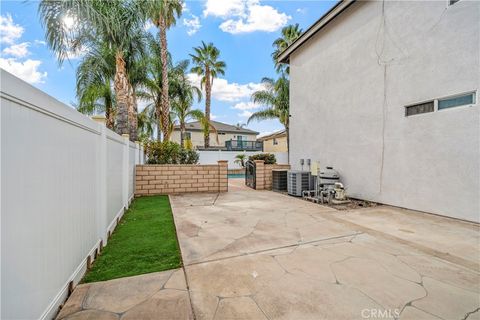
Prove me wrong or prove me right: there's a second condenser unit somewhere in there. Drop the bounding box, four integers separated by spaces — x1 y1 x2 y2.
287 170 311 196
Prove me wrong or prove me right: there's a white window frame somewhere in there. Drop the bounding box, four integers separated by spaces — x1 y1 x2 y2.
437 91 477 112
405 90 477 117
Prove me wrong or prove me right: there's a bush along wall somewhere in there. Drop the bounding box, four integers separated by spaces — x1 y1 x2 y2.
249 153 277 164
144 141 199 164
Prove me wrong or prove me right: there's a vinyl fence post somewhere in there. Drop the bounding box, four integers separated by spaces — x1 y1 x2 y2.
122 134 129 210
98 125 108 240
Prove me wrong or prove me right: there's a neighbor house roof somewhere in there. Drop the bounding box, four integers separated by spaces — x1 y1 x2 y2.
257 129 286 141
173 120 259 135
277 0 355 63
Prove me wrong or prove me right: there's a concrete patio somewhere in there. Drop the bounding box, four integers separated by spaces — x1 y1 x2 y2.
59 179 480 320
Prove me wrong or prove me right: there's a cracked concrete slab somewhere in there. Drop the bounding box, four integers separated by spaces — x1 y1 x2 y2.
171 182 480 320
56 269 192 320
58 179 479 320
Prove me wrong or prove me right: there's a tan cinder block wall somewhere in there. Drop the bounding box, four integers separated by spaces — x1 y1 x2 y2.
254 160 265 190
262 163 291 190
135 160 228 195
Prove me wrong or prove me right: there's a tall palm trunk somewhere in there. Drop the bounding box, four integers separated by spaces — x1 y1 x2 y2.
127 82 138 141
180 120 186 148
114 51 129 136
204 67 211 148
159 16 170 142
156 99 162 141
105 91 114 130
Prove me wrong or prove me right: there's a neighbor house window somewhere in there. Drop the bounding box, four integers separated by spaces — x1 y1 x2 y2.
273 138 278 145
182 132 191 140
405 101 434 117
438 92 475 110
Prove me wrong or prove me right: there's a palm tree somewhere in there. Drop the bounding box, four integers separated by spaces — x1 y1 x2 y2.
124 33 148 142
137 106 155 142
169 60 202 147
190 41 226 148
248 74 290 157
272 23 302 74
145 0 183 142
234 154 247 168
140 33 173 141
75 42 116 129
39 0 144 139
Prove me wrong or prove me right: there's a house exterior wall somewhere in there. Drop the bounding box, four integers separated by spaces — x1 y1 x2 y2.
171 130 257 148
262 135 288 152
289 1 479 222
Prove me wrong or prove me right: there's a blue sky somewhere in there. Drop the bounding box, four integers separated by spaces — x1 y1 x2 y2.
1 0 336 136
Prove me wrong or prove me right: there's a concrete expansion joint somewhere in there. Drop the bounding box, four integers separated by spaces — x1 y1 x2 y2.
184 232 364 267
462 307 480 320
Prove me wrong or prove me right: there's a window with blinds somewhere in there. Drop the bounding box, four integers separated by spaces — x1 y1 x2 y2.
405 101 434 117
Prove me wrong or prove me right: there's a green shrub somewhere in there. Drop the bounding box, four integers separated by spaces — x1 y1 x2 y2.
249 153 276 164
145 140 199 164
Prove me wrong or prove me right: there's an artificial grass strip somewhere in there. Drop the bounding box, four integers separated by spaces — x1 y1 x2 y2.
82 196 182 283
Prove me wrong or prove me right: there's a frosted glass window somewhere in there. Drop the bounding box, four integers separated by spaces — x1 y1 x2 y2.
438 93 475 110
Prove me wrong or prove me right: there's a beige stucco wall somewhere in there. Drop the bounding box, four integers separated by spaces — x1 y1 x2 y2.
171 130 257 148
262 135 288 152
289 1 479 222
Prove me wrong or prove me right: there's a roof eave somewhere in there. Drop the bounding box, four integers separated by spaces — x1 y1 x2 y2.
277 0 355 63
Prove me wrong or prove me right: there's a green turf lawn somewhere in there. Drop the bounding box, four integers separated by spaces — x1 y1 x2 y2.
82 196 182 283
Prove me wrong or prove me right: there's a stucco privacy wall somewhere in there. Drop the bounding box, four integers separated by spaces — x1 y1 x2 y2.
135 161 228 195
1 70 144 320
198 150 288 169
289 1 479 222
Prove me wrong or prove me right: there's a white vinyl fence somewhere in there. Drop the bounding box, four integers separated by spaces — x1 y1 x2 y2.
198 150 288 169
0 70 144 320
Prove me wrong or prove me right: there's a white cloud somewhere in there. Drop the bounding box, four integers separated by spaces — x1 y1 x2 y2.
220 2 290 34
296 8 307 14
238 110 253 118
0 14 24 44
2 42 30 58
183 15 201 36
232 101 260 110
34 39 46 46
0 58 47 84
204 0 290 34
188 73 265 102
203 0 245 18
0 15 47 84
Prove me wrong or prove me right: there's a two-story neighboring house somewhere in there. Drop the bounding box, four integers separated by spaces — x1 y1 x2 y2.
257 130 288 152
278 0 479 222
171 120 260 150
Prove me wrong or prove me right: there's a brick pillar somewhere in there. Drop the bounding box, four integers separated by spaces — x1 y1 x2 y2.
254 160 265 190
217 160 228 192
